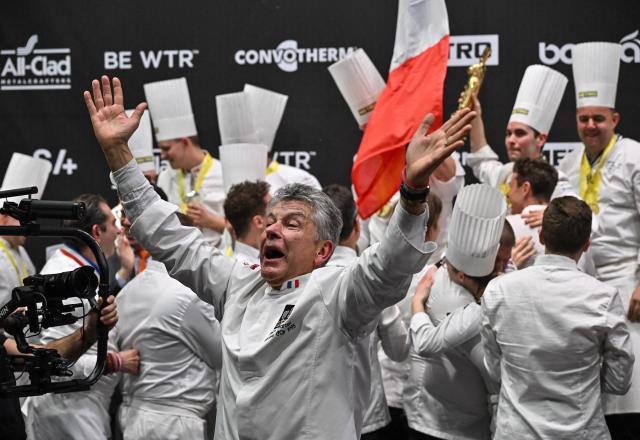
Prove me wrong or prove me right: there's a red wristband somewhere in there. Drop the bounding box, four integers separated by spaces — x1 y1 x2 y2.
402 166 429 191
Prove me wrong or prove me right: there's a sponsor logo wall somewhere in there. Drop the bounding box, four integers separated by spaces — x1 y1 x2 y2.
0 0 637 267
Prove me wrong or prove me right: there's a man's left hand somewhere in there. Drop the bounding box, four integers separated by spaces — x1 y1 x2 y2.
405 108 475 188
187 202 210 228
86 295 118 337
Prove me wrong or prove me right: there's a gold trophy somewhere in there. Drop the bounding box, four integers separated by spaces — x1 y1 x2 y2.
458 47 492 110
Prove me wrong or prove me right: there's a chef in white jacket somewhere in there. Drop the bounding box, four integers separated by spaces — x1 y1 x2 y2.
112 251 221 439
404 184 507 440
557 42 640 435
465 65 572 199
83 75 475 440
323 184 410 439
25 194 140 440
482 196 634 439
147 78 227 247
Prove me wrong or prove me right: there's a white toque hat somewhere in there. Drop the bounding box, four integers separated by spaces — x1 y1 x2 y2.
447 184 507 277
215 92 258 145
509 65 568 134
572 42 621 109
143 77 198 142
244 84 288 152
126 109 155 173
219 144 268 193
1 153 52 203
328 48 386 129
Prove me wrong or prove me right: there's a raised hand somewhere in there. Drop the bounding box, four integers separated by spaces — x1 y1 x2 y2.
405 108 476 189
83 75 147 171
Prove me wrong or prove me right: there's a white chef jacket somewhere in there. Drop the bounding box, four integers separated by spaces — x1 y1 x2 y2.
265 160 322 195
111 260 221 439
327 246 409 434
559 135 640 414
157 153 225 247
233 241 260 266
466 144 575 199
404 266 492 440
482 254 634 439
113 159 435 440
0 237 35 306
506 204 547 269
24 245 119 440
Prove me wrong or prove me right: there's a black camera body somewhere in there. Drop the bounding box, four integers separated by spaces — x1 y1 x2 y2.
0 186 109 397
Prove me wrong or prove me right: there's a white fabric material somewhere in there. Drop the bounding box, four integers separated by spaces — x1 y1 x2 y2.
219 143 268 193
508 65 568 134
482 254 634 439
265 160 322 194
24 246 119 440
244 84 288 151
404 267 492 440
505 204 547 269
113 159 436 440
119 401 206 440
327 246 410 434
126 109 155 173
233 241 260 266
215 91 258 145
559 136 640 413
111 260 220 437
572 42 621 108
144 77 197 141
328 49 386 128
0 238 35 306
1 152 52 202
390 0 449 71
446 184 507 277
157 153 225 247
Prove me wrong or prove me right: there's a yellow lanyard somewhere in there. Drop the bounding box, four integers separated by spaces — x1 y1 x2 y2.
0 239 28 285
178 153 213 213
266 160 279 176
499 172 511 204
580 135 616 214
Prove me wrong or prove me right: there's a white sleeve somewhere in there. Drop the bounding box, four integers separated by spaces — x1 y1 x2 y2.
464 144 504 187
377 305 410 362
410 303 482 356
480 292 502 383
181 297 223 371
601 289 635 395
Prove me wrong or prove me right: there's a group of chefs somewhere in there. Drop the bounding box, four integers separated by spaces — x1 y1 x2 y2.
0 38 639 440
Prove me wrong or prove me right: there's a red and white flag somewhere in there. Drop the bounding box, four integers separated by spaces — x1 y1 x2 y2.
352 0 450 218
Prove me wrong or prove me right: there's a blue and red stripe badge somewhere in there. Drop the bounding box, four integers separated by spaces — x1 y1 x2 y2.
286 279 300 289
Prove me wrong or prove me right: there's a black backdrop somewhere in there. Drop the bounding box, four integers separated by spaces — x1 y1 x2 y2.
1 0 639 268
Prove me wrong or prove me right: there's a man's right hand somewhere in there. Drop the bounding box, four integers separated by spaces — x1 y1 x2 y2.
119 348 141 375
83 75 147 171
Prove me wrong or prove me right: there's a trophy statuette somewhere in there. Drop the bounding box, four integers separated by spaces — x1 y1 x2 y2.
458 47 492 110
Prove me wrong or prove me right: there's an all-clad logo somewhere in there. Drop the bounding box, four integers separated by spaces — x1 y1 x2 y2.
539 30 640 65
0 35 71 91
448 35 499 67
234 40 357 72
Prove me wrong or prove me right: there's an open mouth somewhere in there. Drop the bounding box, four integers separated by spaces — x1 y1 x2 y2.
264 248 285 259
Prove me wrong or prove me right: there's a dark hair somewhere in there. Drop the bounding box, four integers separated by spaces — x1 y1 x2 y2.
541 196 592 254
63 194 109 249
513 158 558 202
426 192 443 232
224 180 270 239
500 219 516 248
322 184 357 243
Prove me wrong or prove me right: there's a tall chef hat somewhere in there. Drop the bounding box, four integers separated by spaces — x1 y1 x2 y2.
244 84 288 152
216 92 258 145
447 184 507 277
143 77 198 142
508 65 568 134
1 153 52 203
219 144 268 193
328 48 386 129
572 42 621 109
125 109 155 173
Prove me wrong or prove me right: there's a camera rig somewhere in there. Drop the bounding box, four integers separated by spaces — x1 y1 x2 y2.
0 186 109 397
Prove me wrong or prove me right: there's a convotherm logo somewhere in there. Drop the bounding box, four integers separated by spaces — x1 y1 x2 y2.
0 35 71 91
234 40 357 72
539 30 640 65
448 34 499 67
